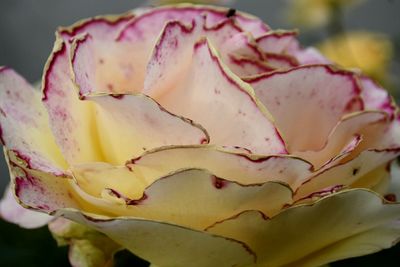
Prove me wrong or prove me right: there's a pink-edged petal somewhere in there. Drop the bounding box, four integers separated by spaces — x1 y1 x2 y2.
144 19 264 95
81 168 293 230
360 76 395 116
246 65 363 152
129 145 313 190
42 38 104 164
0 67 66 174
294 111 387 169
6 150 80 214
59 13 134 42
228 55 274 77
71 32 148 95
82 94 209 165
293 47 332 65
295 149 400 200
56 209 256 267
117 4 268 42
256 30 299 54
147 38 285 154
264 52 299 69
206 189 400 266
0 183 51 228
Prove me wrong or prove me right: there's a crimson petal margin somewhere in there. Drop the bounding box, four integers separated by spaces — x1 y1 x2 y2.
58 12 134 43
117 4 269 42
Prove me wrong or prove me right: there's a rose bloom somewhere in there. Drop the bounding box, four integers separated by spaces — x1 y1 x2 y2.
318 31 393 83
1 4 400 267
286 0 365 29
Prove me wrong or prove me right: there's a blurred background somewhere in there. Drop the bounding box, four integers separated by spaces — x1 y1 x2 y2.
0 0 400 266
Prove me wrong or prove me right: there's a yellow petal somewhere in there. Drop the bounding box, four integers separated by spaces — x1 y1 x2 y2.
207 189 400 266
57 209 256 267
129 145 313 189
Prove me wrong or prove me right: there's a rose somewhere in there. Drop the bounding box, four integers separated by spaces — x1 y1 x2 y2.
1 4 400 267
318 31 393 83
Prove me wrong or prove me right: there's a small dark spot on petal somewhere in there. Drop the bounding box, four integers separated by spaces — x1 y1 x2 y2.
384 193 397 202
226 8 236 18
352 168 360 176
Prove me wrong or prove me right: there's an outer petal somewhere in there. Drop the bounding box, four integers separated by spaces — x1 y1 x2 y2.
73 168 293 230
81 94 209 165
206 189 400 266
246 65 363 152
129 146 313 190
42 38 103 164
59 13 134 42
0 183 51 228
117 4 269 42
287 221 400 267
57 210 257 267
147 38 286 154
0 67 66 174
7 150 81 213
360 76 395 116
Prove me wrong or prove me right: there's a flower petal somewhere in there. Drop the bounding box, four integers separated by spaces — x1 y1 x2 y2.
0 183 51 228
295 149 400 199
147 37 285 154
360 76 395 116
72 162 146 200
206 189 400 266
79 168 293 230
294 111 387 169
7 150 80 213
129 145 312 189
57 210 256 267
59 13 134 42
71 32 149 95
42 38 103 164
0 67 66 174
288 221 400 267
256 30 299 54
81 94 209 165
246 65 363 152
117 4 268 42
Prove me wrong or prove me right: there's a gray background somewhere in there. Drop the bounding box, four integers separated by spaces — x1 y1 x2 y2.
1 0 400 207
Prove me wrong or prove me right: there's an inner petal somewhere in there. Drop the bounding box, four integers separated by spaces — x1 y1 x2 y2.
246 65 363 152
